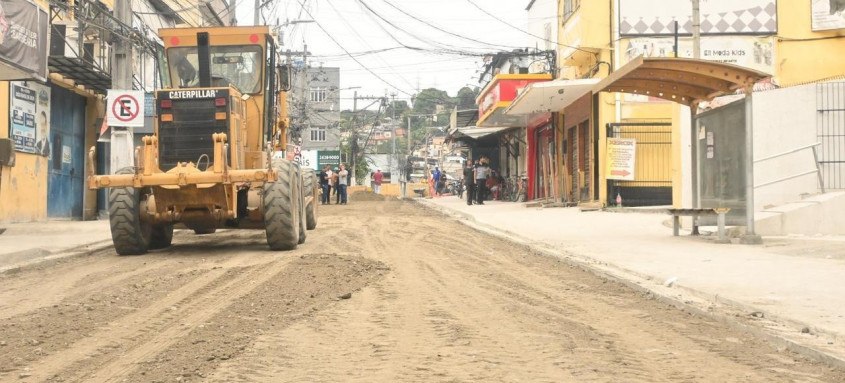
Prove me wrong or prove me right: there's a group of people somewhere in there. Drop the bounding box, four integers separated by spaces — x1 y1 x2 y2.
462 156 500 205
318 164 349 205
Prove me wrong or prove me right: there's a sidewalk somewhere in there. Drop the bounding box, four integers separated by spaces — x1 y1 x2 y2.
0 220 112 271
419 195 845 366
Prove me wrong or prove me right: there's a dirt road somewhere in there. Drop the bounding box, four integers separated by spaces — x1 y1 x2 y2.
1 195 843 382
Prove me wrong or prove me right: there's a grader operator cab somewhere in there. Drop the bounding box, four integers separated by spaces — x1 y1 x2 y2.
88 26 319 255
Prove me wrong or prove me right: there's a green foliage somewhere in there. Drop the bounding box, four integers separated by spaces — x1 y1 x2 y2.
412 88 454 115
456 86 480 110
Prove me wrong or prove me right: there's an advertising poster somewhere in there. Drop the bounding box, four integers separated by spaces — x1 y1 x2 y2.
0 0 49 81
9 81 50 156
812 0 845 31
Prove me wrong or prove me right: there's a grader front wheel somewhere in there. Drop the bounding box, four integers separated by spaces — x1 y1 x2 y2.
108 168 153 256
263 160 301 250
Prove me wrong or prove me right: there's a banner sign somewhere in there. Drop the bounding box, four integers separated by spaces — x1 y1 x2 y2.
622 36 775 74
619 0 776 36
9 81 50 155
606 138 637 181
812 0 845 31
317 150 340 170
0 0 49 81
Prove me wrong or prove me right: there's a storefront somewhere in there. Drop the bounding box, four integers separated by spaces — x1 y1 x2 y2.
563 92 594 203
475 73 552 199
504 79 599 203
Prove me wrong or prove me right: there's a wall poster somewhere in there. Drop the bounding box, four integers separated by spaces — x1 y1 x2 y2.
9 80 50 156
812 0 845 31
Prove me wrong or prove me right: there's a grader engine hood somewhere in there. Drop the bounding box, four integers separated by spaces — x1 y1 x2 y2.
157 88 231 170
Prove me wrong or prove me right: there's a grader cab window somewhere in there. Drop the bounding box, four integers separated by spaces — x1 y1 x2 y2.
167 45 263 94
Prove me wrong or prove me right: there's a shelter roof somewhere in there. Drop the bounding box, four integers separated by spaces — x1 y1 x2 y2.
594 56 771 106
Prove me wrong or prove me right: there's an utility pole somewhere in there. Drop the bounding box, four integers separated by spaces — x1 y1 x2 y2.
228 0 237 25
111 0 134 173
254 0 261 25
692 0 701 58
284 46 310 145
390 92 396 180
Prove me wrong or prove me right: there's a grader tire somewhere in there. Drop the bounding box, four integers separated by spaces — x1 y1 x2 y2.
304 192 317 230
301 168 318 230
301 167 316 196
149 224 174 250
263 160 300 250
108 167 152 256
297 165 307 244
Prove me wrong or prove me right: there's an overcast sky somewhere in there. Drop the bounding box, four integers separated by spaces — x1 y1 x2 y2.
237 0 538 110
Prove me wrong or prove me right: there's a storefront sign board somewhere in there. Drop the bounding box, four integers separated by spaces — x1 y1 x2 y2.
606 138 637 181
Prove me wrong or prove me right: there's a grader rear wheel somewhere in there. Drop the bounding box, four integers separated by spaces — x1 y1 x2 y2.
108 167 152 256
305 195 317 230
149 224 174 250
297 165 307 244
301 168 318 230
263 160 301 250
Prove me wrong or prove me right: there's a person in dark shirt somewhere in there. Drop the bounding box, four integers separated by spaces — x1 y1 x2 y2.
463 161 475 206
319 165 330 205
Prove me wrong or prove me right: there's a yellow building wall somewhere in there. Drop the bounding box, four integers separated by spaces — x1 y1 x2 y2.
556 0 845 207
775 3 845 85
0 82 50 222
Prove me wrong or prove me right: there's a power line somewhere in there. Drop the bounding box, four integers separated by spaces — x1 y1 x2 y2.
294 0 417 98
380 0 521 51
464 0 594 54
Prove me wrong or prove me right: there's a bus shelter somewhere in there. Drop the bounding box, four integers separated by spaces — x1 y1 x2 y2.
594 56 770 242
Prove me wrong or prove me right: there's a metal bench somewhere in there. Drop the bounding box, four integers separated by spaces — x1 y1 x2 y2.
667 208 731 243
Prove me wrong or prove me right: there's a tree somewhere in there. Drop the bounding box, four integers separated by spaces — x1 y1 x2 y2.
456 86 480 110
412 88 453 115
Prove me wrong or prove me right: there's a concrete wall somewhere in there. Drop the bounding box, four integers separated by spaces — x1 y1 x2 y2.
756 192 845 235
752 84 821 211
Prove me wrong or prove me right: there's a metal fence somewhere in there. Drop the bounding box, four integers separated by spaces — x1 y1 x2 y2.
606 122 673 206
818 82 845 190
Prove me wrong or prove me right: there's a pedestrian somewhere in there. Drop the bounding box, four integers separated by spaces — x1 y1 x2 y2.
319 165 330 205
475 158 490 205
373 168 384 194
463 160 475 206
337 163 349 204
332 167 340 204
433 167 442 196
325 167 334 204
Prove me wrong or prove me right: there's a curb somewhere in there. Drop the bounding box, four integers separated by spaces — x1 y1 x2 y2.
416 199 845 370
0 239 113 274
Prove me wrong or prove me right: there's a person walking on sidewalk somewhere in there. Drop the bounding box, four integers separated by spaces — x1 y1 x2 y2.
463 161 475 205
337 164 349 204
433 167 442 196
319 165 331 205
373 169 384 194
475 158 490 205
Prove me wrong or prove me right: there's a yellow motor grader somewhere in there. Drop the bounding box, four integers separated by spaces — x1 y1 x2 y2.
88 26 318 255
